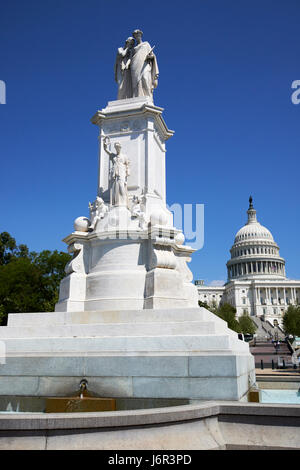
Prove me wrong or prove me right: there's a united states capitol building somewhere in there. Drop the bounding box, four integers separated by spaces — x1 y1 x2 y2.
196 197 300 326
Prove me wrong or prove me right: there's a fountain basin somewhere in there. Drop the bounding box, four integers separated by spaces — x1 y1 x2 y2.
45 397 116 413
0 402 300 449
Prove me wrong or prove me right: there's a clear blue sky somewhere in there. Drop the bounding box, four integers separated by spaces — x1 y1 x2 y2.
1 0 299 284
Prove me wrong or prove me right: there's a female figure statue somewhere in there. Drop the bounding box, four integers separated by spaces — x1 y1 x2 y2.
103 137 130 207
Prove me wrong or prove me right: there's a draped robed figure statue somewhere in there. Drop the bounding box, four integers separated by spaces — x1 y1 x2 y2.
114 29 159 100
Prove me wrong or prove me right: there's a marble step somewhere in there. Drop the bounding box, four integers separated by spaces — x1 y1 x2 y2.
0 320 225 339
0 334 248 355
7 308 225 328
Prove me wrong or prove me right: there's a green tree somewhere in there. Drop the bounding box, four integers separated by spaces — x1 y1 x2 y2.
0 233 71 325
0 232 29 265
214 303 241 333
198 300 210 309
283 305 300 337
238 313 256 335
198 300 218 314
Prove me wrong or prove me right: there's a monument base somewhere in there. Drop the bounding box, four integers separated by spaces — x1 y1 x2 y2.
0 307 255 402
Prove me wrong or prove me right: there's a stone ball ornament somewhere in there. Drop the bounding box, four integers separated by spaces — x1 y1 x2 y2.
175 232 185 245
74 216 91 232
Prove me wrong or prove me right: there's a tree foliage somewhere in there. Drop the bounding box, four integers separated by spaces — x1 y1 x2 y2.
283 305 300 337
205 302 257 335
0 232 29 265
198 300 218 314
214 303 241 333
0 233 71 325
238 313 256 335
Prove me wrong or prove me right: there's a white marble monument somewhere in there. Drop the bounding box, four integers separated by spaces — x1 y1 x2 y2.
55 94 198 313
0 30 255 402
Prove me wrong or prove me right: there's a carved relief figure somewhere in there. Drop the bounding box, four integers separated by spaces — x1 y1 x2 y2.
130 195 148 229
103 137 130 207
114 37 135 100
89 196 108 231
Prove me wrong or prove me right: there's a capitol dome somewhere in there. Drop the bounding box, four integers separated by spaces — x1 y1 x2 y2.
234 221 274 243
226 197 286 281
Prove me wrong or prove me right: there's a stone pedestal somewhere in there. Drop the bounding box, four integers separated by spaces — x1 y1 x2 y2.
0 308 255 401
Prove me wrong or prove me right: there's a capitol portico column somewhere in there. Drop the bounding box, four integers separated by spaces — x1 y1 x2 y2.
291 288 294 303
291 288 295 304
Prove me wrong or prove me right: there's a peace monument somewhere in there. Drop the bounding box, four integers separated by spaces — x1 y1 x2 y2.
0 30 255 402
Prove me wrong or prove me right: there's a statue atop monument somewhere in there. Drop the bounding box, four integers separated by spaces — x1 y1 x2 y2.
114 29 159 100
114 37 135 100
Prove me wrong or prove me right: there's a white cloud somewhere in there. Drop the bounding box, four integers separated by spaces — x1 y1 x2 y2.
208 280 225 287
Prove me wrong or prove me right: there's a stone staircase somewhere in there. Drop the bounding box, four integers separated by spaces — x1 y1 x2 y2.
251 316 285 340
